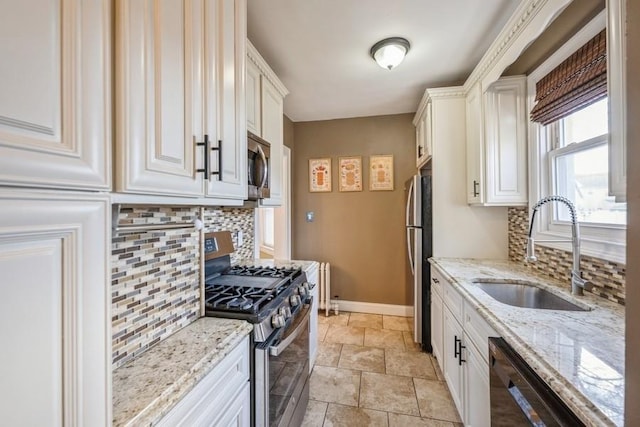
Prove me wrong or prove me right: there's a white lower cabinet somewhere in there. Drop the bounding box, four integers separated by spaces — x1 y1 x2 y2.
305 262 320 372
158 335 250 426
430 280 444 364
464 334 491 427
443 306 465 416
0 190 110 426
431 265 496 427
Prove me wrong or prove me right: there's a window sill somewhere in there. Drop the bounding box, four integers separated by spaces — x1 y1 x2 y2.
534 229 625 264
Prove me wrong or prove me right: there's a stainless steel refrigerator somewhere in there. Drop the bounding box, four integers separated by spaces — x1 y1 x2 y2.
405 172 432 352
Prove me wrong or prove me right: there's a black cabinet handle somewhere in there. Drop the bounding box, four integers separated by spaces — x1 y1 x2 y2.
473 180 480 197
432 277 439 284
196 135 210 179
454 335 466 365
210 139 222 181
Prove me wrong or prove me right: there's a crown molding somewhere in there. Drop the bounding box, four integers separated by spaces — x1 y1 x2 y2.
246 39 289 97
413 86 465 124
463 0 572 94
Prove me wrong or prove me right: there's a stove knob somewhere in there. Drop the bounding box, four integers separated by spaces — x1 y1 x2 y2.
272 314 285 329
298 286 308 299
290 294 301 307
279 306 292 319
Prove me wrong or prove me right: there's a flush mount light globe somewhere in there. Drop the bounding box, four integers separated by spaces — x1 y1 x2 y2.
370 37 411 70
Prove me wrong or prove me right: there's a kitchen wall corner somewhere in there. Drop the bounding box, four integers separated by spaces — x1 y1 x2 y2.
111 205 255 369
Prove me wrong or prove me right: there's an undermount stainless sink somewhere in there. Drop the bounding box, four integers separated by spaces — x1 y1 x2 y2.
472 280 590 311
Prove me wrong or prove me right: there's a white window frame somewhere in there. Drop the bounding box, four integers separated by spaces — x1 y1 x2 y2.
527 11 626 264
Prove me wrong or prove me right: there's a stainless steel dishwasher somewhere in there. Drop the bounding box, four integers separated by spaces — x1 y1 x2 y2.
488 337 585 426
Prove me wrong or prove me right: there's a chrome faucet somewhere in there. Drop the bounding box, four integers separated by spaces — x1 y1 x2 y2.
526 196 591 296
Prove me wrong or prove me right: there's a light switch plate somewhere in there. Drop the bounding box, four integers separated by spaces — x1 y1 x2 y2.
306 211 314 222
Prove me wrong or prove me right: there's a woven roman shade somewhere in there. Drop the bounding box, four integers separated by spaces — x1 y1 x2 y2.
530 29 607 125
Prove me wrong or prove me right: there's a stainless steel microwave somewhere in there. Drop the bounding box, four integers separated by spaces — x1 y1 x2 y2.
247 131 270 200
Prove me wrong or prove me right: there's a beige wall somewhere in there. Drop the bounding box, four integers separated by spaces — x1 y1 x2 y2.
292 114 415 306
626 1 639 425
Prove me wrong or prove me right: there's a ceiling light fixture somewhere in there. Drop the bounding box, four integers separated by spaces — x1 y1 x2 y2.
370 37 411 70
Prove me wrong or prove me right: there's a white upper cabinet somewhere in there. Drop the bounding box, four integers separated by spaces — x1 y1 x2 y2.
260 78 285 205
413 96 433 169
246 40 289 206
0 0 111 191
205 0 248 200
246 60 262 136
116 0 247 202
465 83 484 204
465 76 527 206
607 0 626 202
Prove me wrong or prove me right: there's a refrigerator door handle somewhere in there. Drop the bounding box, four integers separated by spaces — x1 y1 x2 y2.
407 228 415 276
405 178 414 227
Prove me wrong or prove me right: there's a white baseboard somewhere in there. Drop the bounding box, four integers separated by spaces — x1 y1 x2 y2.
331 299 413 317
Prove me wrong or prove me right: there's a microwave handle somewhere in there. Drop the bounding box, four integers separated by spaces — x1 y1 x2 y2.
257 144 268 190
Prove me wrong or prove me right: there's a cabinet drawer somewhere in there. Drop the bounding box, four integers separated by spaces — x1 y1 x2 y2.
443 281 464 324
158 336 250 426
430 266 445 297
464 303 497 364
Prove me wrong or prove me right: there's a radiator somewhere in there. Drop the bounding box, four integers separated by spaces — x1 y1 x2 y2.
319 262 331 316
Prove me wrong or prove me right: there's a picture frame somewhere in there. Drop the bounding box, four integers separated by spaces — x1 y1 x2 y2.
309 158 332 192
338 156 362 192
369 154 394 191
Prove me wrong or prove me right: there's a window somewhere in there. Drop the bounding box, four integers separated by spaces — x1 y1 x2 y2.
548 98 626 226
528 12 625 263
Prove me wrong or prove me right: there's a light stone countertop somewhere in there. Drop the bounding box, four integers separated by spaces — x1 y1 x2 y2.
112 317 253 427
429 258 624 427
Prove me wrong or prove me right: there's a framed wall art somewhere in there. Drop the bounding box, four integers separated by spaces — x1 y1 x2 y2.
338 156 362 192
309 158 332 192
369 154 394 191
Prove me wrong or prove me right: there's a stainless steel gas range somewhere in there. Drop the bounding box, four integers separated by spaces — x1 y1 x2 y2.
203 232 312 427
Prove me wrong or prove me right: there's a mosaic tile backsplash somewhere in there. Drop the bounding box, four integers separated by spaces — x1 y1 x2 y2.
508 207 626 305
112 205 255 368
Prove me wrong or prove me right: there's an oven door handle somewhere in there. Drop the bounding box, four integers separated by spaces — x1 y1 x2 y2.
269 300 312 356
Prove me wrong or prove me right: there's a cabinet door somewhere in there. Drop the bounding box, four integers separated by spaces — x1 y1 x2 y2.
484 76 527 205
213 382 251 427
431 287 444 369
205 0 248 200
246 59 262 136
0 190 110 426
0 0 110 190
464 338 491 427
259 77 284 206
116 0 203 197
465 83 484 204
417 102 432 169
443 306 465 419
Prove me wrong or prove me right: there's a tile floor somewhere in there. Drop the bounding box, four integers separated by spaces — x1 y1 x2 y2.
302 312 463 427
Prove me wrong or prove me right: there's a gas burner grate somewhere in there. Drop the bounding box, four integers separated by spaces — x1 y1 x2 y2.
204 282 287 314
226 265 300 278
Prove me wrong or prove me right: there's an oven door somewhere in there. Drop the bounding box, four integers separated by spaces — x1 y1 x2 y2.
255 301 311 427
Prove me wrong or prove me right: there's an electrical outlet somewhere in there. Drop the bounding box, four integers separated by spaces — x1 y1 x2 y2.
233 230 243 247
306 211 314 222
